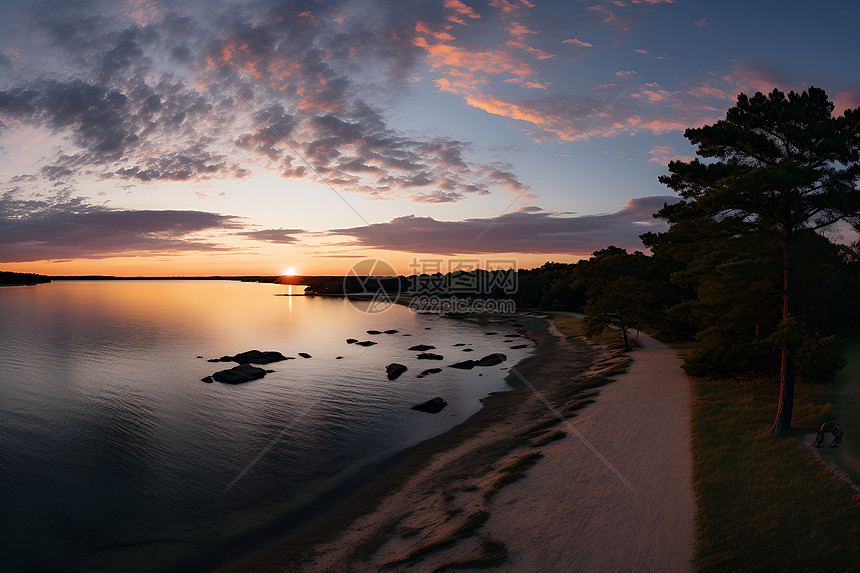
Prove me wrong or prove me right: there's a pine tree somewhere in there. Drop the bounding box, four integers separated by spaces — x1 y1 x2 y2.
657 87 860 435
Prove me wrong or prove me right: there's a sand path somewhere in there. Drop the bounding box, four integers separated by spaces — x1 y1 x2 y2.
483 331 695 572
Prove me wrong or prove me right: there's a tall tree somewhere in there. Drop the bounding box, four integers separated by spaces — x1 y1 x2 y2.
658 87 860 434
575 246 650 351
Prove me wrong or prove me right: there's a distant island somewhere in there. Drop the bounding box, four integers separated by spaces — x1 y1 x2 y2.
0 271 51 286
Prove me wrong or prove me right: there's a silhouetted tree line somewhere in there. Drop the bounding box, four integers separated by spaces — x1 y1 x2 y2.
520 86 860 435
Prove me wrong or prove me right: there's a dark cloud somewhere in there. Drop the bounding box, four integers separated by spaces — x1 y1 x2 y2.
237 228 307 244
325 196 679 255
0 194 242 262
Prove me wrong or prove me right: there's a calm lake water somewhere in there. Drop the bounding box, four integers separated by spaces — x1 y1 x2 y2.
0 280 531 572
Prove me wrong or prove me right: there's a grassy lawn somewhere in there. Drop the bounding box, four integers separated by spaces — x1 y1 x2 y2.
691 374 860 571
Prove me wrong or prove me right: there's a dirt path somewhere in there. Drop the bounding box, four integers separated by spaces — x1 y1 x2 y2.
482 332 695 571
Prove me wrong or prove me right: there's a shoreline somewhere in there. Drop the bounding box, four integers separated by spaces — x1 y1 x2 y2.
213 314 616 572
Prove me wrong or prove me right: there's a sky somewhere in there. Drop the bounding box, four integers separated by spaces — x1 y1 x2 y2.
1 0 859 276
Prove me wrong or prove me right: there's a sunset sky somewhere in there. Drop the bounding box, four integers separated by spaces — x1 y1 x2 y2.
1 0 859 276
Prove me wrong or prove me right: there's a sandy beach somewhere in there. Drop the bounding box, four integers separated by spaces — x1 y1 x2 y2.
218 319 695 572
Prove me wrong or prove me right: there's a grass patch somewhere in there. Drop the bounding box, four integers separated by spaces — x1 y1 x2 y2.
484 452 544 501
531 430 567 447
558 316 630 348
432 539 508 572
692 375 860 571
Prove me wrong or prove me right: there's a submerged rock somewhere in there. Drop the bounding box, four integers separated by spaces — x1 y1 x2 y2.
298 352 312 358
417 368 442 378
412 397 448 413
477 353 507 367
417 353 444 360
449 360 477 370
355 340 377 347
209 363 269 384
409 344 436 351
386 363 408 380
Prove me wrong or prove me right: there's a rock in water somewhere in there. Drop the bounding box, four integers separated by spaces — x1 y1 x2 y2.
462 348 474 352
215 350 290 364
386 363 408 380
412 397 448 413
384 329 399 334
409 344 436 351
367 330 382 335
417 353 444 360
417 368 442 378
298 352 312 358
510 344 527 349
346 338 358 344
452 343 467 347
477 353 507 367
355 340 377 347
210 364 269 384
449 360 477 370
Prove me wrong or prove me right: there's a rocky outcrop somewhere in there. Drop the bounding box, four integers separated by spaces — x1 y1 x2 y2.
477 353 507 366
409 344 436 351
386 363 408 380
417 368 442 378
417 353 444 360
213 350 291 364
205 363 269 384
412 397 447 413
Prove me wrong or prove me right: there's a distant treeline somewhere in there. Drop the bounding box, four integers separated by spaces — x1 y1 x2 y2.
0 271 51 285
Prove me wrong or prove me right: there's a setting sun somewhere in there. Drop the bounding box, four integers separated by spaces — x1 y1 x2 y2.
282 266 297 276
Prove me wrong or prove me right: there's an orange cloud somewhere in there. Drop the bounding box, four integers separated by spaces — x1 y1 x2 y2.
443 0 481 19
489 0 535 14
507 22 538 35
526 46 557 60
420 42 534 77
647 144 693 165
464 93 548 125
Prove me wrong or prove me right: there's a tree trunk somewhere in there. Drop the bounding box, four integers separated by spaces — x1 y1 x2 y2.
618 311 631 351
771 240 795 436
